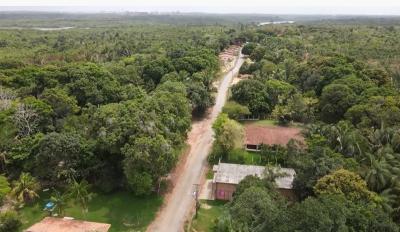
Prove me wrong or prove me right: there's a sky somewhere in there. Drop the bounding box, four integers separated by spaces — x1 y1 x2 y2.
1 0 400 15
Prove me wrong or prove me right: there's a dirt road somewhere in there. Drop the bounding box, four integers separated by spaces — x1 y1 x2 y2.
147 50 245 232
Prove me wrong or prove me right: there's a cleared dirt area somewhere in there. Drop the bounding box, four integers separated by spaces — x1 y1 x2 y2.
231 74 251 86
245 124 304 146
219 45 241 73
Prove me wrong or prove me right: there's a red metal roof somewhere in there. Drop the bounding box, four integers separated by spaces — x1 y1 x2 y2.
244 124 304 146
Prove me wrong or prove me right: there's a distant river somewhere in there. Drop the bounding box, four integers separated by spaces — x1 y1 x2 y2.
258 21 295 26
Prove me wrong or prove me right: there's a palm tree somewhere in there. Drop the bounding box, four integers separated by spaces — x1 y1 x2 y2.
367 125 399 152
379 188 397 214
358 126 400 192
67 179 92 213
361 152 393 192
324 121 366 158
11 172 40 204
50 190 68 216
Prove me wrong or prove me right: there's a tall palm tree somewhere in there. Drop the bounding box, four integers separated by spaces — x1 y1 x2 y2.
361 151 393 192
324 121 366 158
379 188 398 214
358 126 400 192
367 125 399 152
11 172 40 204
50 190 68 216
67 179 92 213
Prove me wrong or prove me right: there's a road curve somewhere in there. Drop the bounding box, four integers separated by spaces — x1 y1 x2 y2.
147 50 245 232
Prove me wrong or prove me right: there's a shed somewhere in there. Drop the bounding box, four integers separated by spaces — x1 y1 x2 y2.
212 163 296 201
25 217 111 232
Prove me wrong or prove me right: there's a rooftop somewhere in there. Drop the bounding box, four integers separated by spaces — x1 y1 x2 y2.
245 124 304 146
25 217 111 232
212 163 295 189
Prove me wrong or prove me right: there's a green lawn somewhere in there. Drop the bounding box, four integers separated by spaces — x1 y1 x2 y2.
190 200 226 232
243 119 303 128
206 169 214 179
228 148 262 165
19 191 163 232
251 119 278 126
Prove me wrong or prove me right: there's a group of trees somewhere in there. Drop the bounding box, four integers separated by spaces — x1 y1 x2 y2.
209 113 244 163
0 18 245 230
212 22 400 231
215 171 397 232
0 171 93 231
2 13 400 231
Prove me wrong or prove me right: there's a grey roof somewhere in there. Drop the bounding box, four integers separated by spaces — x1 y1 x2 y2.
212 163 295 189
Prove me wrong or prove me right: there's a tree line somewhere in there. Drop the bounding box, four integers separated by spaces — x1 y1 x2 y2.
0 21 244 230
212 22 400 231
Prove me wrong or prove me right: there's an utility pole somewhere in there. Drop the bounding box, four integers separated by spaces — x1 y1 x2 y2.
193 183 200 218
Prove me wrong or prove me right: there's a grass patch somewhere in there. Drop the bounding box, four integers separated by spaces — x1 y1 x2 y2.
228 148 262 165
253 119 277 126
19 191 162 232
241 151 262 165
241 119 277 127
243 119 304 128
190 200 226 232
206 169 214 179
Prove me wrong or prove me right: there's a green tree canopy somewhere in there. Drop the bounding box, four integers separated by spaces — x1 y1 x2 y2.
231 79 271 116
314 169 379 202
35 132 95 184
41 87 79 119
319 84 357 123
222 101 250 120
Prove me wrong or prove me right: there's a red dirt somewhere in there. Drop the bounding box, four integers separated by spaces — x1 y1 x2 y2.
26 217 111 232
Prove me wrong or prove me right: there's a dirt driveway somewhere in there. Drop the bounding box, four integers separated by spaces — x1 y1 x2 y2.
147 49 245 232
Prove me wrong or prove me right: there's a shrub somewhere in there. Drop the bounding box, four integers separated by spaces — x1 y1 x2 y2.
0 210 21 232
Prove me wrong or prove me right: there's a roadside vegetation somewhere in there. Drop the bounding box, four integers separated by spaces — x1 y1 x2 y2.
187 200 225 232
208 20 400 231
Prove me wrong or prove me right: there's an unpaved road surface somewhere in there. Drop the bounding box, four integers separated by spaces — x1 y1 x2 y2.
147 51 245 232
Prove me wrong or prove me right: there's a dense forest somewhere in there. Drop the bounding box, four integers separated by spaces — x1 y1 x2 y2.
2 13 400 231
0 16 245 230
211 21 400 231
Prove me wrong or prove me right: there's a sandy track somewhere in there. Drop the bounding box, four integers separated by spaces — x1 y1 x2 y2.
147 50 245 232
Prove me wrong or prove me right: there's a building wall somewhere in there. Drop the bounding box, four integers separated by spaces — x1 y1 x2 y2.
214 182 297 201
214 183 237 201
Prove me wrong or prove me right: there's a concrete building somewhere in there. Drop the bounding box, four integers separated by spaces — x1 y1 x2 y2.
212 163 296 201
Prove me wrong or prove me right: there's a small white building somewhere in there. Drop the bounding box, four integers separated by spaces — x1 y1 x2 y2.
212 163 296 201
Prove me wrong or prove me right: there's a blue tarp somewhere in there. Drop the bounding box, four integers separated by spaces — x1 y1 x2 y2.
45 202 55 209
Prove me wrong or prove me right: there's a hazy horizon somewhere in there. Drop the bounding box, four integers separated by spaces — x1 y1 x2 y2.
1 0 400 15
